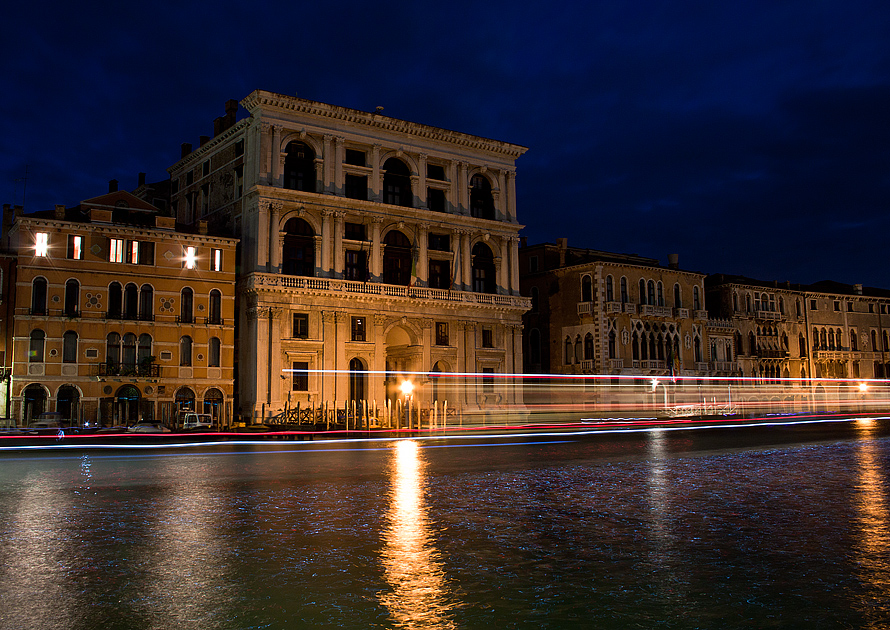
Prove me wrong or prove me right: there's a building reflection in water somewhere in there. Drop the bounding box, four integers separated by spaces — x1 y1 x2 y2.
380 439 456 629
646 429 684 603
853 420 890 627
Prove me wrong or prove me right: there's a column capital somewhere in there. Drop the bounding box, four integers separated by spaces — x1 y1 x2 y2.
270 307 284 320
374 313 388 327
419 318 434 329
260 122 273 134
272 124 284 134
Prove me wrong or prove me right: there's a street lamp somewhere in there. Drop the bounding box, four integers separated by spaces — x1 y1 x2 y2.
400 380 414 430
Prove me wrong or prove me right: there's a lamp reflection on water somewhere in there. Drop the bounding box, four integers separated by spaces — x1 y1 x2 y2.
380 440 456 629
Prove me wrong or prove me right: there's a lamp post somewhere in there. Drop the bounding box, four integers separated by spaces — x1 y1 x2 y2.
400 380 414 430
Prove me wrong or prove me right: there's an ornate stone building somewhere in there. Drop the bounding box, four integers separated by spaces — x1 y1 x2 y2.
3 190 237 426
168 91 529 421
520 239 712 379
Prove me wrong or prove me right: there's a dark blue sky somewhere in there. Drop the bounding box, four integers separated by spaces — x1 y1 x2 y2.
3 1 889 287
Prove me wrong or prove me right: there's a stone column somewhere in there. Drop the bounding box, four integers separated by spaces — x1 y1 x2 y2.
417 153 428 209
510 236 521 296
257 199 270 272
371 218 383 281
334 136 345 195
268 202 281 273
243 299 261 420
511 323 524 405
458 161 469 215
461 231 472 291
507 170 518 223
417 222 429 286
256 307 271 415
420 319 433 406
321 210 332 276
274 231 285 274
269 308 284 409
371 144 382 202
271 125 282 186
321 311 338 405
495 252 506 296
465 322 477 408
259 122 272 185
333 211 345 277
497 169 507 221
334 311 348 401
323 134 333 194
373 313 387 406
449 160 459 213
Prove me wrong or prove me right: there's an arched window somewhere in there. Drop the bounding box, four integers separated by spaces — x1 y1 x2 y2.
674 284 682 308
608 330 616 359
64 279 79 317
203 388 224 419
383 158 413 207
851 330 858 351
694 337 702 362
779 297 785 314
647 280 655 306
108 282 122 319
282 217 316 277
605 276 614 302
749 332 756 355
209 337 221 367
122 333 137 367
565 337 573 364
632 331 640 360
872 330 878 351
821 328 828 348
529 329 541 365
584 333 594 360
31 277 47 315
29 329 45 363
138 334 152 371
63 330 78 363
581 275 593 302
209 289 222 324
470 174 494 219
799 333 807 356
348 357 366 402
639 279 646 304
124 283 138 319
175 387 195 414
620 277 628 303
574 336 582 363
656 282 664 306
139 284 153 320
733 292 739 312
283 141 316 192
180 288 193 324
471 242 496 294
383 230 412 286
106 333 121 365
745 293 752 312
693 286 701 310
180 336 192 366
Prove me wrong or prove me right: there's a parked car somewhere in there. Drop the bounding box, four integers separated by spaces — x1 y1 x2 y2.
127 423 172 433
179 413 213 431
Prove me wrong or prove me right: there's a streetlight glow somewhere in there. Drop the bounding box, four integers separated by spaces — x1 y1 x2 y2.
400 380 414 397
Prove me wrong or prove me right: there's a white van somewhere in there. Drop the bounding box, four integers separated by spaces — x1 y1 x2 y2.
179 412 213 431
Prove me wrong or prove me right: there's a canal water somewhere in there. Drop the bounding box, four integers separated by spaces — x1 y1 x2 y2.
0 420 888 629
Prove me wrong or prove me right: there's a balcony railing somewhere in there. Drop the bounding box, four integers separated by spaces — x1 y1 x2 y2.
580 359 594 371
246 274 532 310
176 314 195 324
204 317 225 325
623 303 637 315
608 359 624 370
639 305 672 318
754 309 781 321
96 363 160 377
605 301 622 314
674 307 689 319
694 310 709 320
711 361 739 372
577 302 593 316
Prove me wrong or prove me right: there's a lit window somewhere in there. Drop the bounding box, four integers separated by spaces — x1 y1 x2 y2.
211 248 222 271
67 235 83 260
35 232 48 257
184 246 197 269
110 238 124 263
351 317 366 342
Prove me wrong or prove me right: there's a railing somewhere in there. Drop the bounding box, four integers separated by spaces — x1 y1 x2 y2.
754 309 781 321
96 363 160 377
695 362 710 372
580 359 594 371
711 361 739 372
608 359 624 369
204 317 224 325
755 349 788 358
577 302 593 316
639 305 672 318
641 360 665 369
250 274 531 310
176 315 195 324
64 310 81 318
605 301 622 313
623 303 637 314
694 310 709 320
29 307 48 316
707 318 734 330
674 308 689 319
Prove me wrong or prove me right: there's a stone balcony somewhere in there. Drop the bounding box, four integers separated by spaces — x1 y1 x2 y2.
245 273 532 311
639 304 673 318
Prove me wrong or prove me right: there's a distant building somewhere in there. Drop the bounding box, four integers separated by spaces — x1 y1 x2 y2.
167 91 530 421
3 190 237 426
520 239 713 379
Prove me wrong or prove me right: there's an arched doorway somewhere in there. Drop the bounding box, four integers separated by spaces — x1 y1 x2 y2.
349 358 366 403
382 158 413 207
471 242 496 294
283 141 316 192
203 388 223 422
57 385 80 424
282 217 316 276
175 387 196 415
470 174 494 219
23 384 47 423
115 385 140 425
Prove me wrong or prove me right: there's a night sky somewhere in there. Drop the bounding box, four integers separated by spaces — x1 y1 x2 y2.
3 1 889 288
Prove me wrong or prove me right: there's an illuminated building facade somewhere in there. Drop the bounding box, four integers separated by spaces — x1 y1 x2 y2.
520 239 714 379
3 190 237 426
168 91 529 421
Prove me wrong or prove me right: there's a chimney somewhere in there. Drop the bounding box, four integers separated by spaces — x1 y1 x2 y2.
213 117 223 136
108 179 118 193
557 237 567 267
138 172 146 187
54 204 66 219
854 283 863 295
181 142 192 158
668 253 679 270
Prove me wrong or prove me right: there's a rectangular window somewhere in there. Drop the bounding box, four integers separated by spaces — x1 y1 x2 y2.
292 361 309 391
125 240 154 265
344 250 367 281
345 174 368 200
235 140 244 157
186 171 194 186
428 233 450 252
429 260 450 290
345 149 365 166
292 313 309 339
35 232 49 257
427 164 446 180
211 248 222 271
109 238 124 263
847 302 853 312
810 299 817 310
869 304 875 313
482 367 495 392
184 246 197 269
351 317 366 342
482 327 494 348
435 322 449 346
202 161 210 177
834 301 840 312
344 222 366 241
67 234 83 260
427 188 446 212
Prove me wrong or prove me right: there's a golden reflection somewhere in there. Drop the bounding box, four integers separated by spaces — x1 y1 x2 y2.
380 440 456 629
853 423 890 627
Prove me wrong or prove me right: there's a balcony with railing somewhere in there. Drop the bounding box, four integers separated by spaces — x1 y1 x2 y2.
577 302 593 316
694 310 709 320
95 363 160 378
246 273 532 310
605 301 622 314
754 309 782 321
710 361 739 372
608 358 624 370
674 307 689 319
639 304 673 318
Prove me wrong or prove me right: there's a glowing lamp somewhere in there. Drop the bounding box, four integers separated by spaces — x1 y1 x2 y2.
400 380 414 397
858 382 869 393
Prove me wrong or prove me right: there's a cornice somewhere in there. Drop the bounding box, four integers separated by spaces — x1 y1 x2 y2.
241 90 528 160
167 118 252 175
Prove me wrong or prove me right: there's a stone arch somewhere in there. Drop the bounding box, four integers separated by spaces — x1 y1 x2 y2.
278 131 323 159
56 384 82 423
377 150 420 176
22 382 50 422
278 209 321 236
